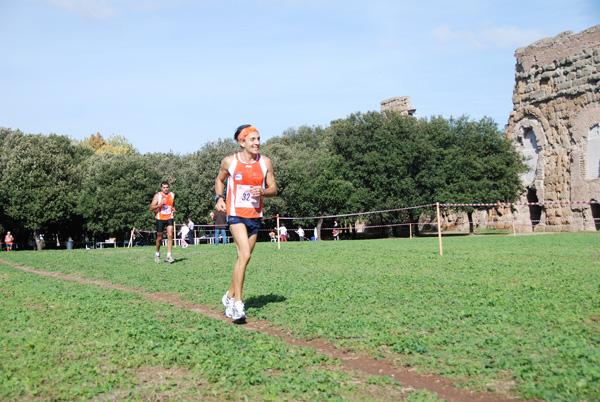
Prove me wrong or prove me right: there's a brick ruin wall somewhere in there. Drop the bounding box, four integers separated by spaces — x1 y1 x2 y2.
505 24 600 232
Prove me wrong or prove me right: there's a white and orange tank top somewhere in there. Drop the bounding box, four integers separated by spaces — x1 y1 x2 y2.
226 153 267 218
155 192 175 220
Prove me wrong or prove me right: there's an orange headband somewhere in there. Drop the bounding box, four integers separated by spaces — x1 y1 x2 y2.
238 126 258 141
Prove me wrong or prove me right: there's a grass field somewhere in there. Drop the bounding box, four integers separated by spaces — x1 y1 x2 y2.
1 232 599 401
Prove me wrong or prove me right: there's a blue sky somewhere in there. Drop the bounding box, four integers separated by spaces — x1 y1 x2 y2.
1 0 598 154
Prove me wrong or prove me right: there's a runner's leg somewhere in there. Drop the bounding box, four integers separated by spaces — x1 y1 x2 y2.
228 223 258 302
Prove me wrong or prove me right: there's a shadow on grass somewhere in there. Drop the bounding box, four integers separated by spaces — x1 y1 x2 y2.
161 257 188 264
245 294 287 310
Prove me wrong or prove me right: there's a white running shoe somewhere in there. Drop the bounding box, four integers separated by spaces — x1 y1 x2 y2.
165 255 175 263
222 292 234 318
232 300 246 320
155 255 161 263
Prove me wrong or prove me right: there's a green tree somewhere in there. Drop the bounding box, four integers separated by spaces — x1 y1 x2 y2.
425 116 527 233
144 152 182 188
328 112 527 236
263 125 358 238
330 112 425 208
329 112 426 236
176 139 239 228
0 130 93 248
81 132 137 154
77 152 162 240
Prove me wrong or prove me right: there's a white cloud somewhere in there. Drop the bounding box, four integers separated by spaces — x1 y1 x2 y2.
256 0 315 5
431 24 482 48
39 0 207 19
432 23 546 50
482 25 546 49
379 38 399 52
41 0 121 19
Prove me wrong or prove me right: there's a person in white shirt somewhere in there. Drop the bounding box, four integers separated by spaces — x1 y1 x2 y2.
279 224 288 242
177 223 189 248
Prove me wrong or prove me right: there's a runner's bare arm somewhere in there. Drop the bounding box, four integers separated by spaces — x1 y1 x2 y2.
149 193 161 211
263 157 277 197
215 156 233 212
248 156 277 198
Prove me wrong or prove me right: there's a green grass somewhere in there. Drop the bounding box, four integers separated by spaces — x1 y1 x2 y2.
0 263 414 401
1 232 599 400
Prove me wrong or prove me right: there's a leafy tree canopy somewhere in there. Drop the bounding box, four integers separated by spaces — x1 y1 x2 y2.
426 116 527 208
176 138 239 225
0 113 529 243
81 132 137 154
77 152 162 236
0 129 92 237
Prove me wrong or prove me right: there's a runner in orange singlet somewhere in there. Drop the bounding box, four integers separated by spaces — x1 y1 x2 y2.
149 181 175 263
215 124 277 321
4 232 14 251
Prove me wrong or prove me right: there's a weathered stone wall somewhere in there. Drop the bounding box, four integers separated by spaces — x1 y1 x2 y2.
381 96 416 115
505 25 600 232
420 207 516 234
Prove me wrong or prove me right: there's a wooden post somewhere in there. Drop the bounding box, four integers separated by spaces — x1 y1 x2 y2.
129 228 134 248
409 223 412 239
436 202 443 256
277 214 281 250
512 216 516 236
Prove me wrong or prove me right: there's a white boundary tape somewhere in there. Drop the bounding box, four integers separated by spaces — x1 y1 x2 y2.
271 200 598 222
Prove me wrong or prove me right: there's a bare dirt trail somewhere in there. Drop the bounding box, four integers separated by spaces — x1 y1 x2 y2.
2 259 521 402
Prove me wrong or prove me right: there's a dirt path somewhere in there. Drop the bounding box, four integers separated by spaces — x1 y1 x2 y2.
2 260 520 402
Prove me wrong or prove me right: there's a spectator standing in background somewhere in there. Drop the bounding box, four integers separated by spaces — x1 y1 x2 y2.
333 220 340 241
212 210 228 245
177 222 189 248
187 217 195 245
279 224 288 242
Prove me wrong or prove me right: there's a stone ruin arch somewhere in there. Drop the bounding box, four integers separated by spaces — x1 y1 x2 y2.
571 104 600 182
588 124 600 180
591 198 600 231
511 115 548 231
505 24 600 232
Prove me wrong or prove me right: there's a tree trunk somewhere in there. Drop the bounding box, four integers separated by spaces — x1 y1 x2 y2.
409 211 420 237
33 230 43 251
316 218 323 240
467 211 474 235
385 223 394 238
